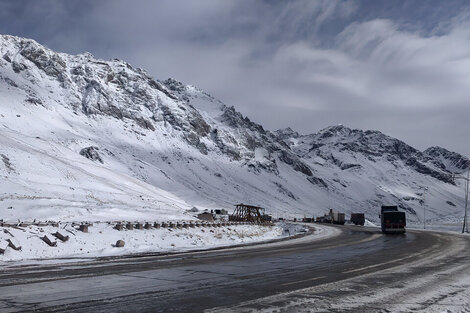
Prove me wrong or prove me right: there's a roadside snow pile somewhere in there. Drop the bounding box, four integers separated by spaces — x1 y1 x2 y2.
0 223 283 262
364 219 378 227
279 222 310 236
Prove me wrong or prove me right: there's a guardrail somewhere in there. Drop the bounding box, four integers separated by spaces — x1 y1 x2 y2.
0 220 274 230
0 220 275 255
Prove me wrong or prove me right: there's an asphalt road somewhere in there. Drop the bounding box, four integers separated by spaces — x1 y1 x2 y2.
0 225 468 312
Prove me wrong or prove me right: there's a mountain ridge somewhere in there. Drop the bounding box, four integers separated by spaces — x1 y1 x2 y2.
0 34 468 223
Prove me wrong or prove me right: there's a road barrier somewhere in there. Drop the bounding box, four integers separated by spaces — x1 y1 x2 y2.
0 220 275 257
41 235 57 247
7 238 21 251
53 232 69 242
79 224 88 233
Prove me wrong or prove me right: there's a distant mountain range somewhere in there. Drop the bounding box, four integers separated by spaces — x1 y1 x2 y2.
0 34 468 223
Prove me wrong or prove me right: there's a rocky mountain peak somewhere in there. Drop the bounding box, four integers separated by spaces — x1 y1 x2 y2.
275 127 300 140
313 124 356 140
0 34 316 177
423 146 470 174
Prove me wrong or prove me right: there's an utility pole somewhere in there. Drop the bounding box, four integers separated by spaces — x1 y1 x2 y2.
423 188 426 230
454 169 470 233
419 186 427 230
463 169 470 233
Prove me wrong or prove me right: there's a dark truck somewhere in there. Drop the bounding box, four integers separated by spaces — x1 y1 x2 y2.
380 206 406 233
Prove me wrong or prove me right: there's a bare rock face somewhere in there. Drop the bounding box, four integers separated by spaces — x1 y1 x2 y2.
275 127 300 140
11 61 27 73
115 240 125 247
1 35 316 178
284 125 463 185
423 146 470 174
1 154 15 173
19 39 68 83
278 150 313 176
79 146 103 163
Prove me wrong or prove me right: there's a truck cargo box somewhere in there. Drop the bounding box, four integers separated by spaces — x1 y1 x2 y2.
350 213 365 226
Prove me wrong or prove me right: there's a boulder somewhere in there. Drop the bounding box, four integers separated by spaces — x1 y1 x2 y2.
79 224 88 233
79 146 103 163
115 240 125 248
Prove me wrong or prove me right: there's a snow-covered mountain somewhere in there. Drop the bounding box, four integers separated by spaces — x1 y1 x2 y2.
278 125 469 221
0 34 468 223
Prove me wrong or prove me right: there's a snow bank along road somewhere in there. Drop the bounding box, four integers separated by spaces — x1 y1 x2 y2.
0 225 469 312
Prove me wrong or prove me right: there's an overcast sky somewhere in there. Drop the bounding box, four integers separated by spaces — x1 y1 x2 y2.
1 0 470 155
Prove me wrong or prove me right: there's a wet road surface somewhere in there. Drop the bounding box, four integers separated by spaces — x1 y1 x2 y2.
0 225 467 312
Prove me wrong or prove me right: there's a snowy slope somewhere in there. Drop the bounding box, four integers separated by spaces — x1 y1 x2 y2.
0 34 468 224
277 125 469 222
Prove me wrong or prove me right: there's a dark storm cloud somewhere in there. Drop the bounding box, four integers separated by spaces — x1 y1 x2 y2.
1 0 470 155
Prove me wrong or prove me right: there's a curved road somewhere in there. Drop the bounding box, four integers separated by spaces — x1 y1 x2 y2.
0 225 469 312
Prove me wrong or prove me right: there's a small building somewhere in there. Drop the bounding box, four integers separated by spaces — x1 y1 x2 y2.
261 214 272 222
317 209 345 224
197 212 214 221
214 209 228 215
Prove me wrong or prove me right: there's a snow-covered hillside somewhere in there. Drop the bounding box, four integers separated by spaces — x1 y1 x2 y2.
0 34 468 223
278 125 469 222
